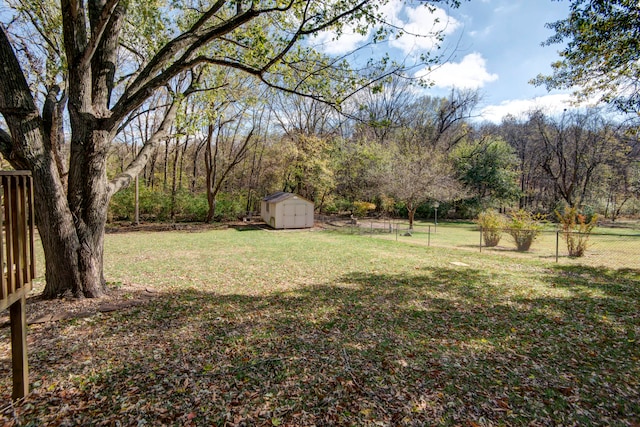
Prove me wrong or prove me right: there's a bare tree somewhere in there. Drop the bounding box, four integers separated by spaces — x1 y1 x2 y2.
271 91 343 204
531 109 619 208
351 77 417 144
204 102 263 222
497 114 547 210
403 89 480 152
385 150 461 228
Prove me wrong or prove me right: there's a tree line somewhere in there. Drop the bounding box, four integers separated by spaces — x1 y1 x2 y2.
105 78 640 226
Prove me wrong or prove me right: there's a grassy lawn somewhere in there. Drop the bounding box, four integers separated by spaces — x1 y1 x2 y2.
1 227 639 426
352 220 640 269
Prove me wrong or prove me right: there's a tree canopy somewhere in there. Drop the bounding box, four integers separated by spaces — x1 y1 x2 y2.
533 0 640 114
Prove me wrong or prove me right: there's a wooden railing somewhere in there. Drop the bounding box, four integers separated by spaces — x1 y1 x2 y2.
0 171 35 399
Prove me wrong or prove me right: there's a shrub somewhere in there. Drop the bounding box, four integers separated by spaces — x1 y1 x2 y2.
556 206 598 257
108 184 172 222
581 205 597 223
212 193 247 222
476 210 506 247
323 198 352 215
352 201 376 217
109 185 218 223
376 195 395 217
322 203 339 215
508 210 543 252
109 187 135 221
172 190 209 222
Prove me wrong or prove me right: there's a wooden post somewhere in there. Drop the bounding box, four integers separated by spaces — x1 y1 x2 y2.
0 193 5 304
27 176 35 280
10 294 28 399
5 177 15 295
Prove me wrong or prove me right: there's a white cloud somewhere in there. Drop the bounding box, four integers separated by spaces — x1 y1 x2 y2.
416 53 498 89
378 0 404 26
313 1 460 56
313 28 369 55
389 4 461 54
312 0 401 55
468 25 494 39
479 93 576 123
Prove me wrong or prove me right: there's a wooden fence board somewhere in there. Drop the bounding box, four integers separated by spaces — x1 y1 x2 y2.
0 171 35 399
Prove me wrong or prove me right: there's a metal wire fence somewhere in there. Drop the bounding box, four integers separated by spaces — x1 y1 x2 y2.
316 216 640 270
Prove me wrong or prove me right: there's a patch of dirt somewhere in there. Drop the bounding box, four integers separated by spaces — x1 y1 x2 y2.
0 283 160 327
105 222 229 233
105 220 325 233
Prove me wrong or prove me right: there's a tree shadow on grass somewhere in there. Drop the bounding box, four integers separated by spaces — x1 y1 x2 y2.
1 266 639 426
547 264 640 300
228 224 270 232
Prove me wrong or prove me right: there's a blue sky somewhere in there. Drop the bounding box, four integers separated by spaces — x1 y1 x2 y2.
439 0 574 122
314 0 577 122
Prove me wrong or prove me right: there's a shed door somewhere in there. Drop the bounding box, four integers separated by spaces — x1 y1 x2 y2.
283 202 308 228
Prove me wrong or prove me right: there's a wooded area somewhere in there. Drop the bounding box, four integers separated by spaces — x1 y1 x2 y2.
104 82 640 227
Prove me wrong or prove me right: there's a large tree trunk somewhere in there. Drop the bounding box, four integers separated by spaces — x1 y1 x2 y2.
32 160 85 298
2 24 114 299
67 129 112 298
57 0 126 298
0 27 94 298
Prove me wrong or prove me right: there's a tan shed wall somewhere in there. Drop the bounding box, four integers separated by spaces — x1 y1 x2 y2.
261 196 314 229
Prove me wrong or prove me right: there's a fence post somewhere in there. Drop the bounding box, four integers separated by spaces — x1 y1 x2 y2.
395 223 398 241
479 226 483 252
556 230 560 263
10 295 28 399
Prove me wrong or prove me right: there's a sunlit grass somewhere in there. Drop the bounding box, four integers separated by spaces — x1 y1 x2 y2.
342 219 640 269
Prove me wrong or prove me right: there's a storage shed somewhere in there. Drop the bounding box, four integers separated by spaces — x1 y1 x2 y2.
261 192 315 229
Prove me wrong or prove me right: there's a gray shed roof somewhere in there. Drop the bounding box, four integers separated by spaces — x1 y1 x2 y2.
263 192 314 204
262 191 295 203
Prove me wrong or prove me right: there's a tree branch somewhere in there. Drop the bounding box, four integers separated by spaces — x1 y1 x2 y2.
80 0 121 70
121 0 233 98
60 0 88 67
13 5 62 58
112 0 303 124
108 75 200 194
108 94 179 195
0 127 30 170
